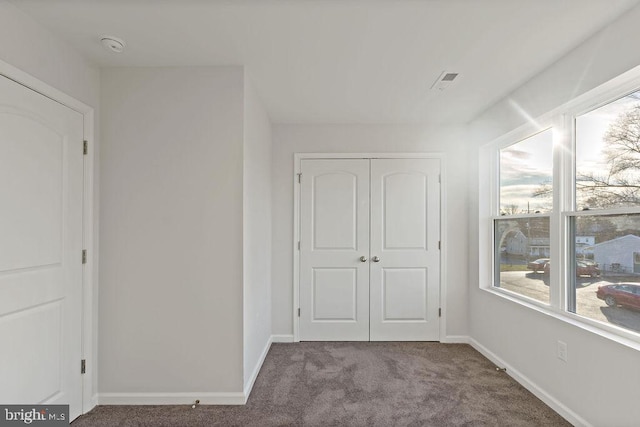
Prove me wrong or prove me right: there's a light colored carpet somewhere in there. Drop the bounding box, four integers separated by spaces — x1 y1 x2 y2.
73 342 570 426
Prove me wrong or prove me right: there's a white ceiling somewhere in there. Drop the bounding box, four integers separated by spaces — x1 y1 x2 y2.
11 0 640 124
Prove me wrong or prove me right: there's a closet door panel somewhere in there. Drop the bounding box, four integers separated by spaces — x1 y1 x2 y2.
369 159 441 341
299 159 370 341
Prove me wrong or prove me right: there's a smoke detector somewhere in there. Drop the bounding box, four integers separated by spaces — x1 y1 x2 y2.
100 36 126 53
431 71 459 91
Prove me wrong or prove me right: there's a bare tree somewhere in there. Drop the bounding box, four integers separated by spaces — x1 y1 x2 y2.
500 204 521 216
578 104 640 208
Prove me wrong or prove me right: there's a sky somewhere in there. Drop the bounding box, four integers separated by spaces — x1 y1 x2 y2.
500 90 640 214
500 128 552 213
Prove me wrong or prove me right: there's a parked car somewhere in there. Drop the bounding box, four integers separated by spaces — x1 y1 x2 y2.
576 261 601 277
596 283 640 309
527 258 549 272
542 261 601 277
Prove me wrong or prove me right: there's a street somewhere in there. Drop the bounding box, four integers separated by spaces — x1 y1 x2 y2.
498 271 640 333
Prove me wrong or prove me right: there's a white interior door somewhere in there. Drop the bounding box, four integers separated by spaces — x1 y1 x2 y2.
299 159 370 340
0 75 84 418
369 159 441 341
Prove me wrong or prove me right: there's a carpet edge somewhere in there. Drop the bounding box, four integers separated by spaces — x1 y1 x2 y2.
469 337 591 427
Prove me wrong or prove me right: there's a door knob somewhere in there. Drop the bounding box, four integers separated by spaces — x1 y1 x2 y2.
360 256 368 262
372 256 380 262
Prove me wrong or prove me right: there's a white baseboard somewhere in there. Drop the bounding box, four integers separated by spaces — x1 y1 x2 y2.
468 337 590 427
243 336 272 399
98 337 275 406
98 392 246 405
440 335 470 344
272 334 465 344
271 334 294 343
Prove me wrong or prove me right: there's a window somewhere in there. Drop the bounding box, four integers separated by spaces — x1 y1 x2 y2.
483 80 640 343
499 129 553 215
494 129 553 303
495 217 550 303
568 91 640 336
576 91 640 210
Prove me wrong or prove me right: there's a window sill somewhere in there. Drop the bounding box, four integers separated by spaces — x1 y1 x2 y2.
481 286 640 352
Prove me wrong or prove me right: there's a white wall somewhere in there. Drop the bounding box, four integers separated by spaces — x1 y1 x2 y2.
0 1 99 107
242 76 272 391
271 124 469 340
469 5 640 426
100 67 245 395
471 4 640 143
0 0 101 403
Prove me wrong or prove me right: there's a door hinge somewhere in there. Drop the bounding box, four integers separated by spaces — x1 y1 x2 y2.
438 308 442 318
82 249 87 264
298 241 300 250
81 359 86 374
297 308 300 317
83 140 88 155
438 241 441 250
438 174 441 183
297 173 302 183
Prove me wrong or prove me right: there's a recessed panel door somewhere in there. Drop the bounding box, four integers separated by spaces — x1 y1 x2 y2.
0 76 84 418
299 159 370 340
369 159 440 341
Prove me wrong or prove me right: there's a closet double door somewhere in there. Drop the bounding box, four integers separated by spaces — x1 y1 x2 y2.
299 158 440 341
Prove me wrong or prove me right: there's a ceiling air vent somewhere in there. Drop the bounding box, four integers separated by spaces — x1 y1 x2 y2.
431 71 459 91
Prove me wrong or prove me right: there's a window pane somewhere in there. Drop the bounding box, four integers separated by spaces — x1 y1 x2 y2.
570 214 640 335
576 90 640 210
499 129 553 215
494 217 550 304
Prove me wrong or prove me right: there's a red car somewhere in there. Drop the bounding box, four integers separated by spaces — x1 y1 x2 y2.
576 261 601 277
596 284 640 309
542 261 601 277
527 258 549 272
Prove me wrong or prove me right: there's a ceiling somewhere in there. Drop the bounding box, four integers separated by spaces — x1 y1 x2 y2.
11 0 640 124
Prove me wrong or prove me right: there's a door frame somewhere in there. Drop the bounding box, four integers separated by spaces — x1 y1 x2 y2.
293 152 447 342
0 59 97 414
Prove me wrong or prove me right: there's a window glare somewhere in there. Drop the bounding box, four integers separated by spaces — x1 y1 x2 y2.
576 91 640 210
499 129 553 215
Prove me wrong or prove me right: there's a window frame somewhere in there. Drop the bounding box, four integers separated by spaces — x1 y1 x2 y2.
483 119 560 311
479 65 640 349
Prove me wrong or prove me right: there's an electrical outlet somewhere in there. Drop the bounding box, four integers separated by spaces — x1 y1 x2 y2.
557 340 568 362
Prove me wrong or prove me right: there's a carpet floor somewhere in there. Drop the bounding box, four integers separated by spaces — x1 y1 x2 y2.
73 342 570 426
